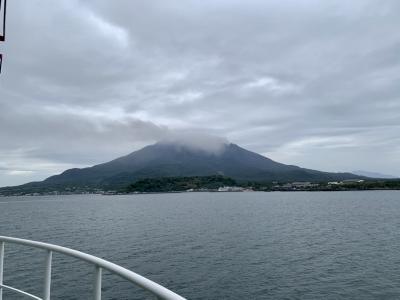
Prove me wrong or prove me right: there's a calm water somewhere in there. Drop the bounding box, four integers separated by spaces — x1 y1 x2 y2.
1 191 400 299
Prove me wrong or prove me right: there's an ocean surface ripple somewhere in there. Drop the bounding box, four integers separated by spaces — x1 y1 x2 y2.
1 191 400 299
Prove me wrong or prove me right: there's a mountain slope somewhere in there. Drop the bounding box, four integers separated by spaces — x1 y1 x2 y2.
352 170 397 179
1 142 365 192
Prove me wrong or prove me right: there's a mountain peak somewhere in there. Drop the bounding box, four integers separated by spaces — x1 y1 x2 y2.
1 142 365 191
156 133 229 155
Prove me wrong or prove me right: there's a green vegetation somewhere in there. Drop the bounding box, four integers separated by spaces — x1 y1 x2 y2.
323 180 400 191
1 176 399 196
125 175 237 193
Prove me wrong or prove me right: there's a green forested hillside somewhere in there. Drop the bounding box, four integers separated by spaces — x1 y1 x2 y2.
126 175 237 193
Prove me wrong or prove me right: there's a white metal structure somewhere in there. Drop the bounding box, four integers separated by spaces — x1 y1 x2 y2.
0 236 186 300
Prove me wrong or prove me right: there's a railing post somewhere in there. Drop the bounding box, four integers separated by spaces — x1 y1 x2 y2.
93 265 102 300
0 236 186 300
0 241 4 300
43 250 52 300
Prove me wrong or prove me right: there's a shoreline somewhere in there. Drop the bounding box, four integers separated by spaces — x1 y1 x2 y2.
1 188 400 197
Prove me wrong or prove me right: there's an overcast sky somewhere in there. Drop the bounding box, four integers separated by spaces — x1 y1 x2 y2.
1 0 399 186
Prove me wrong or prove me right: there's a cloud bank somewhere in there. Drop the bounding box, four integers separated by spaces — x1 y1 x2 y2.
159 131 229 155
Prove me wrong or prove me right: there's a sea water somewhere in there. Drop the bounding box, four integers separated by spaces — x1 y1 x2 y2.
1 191 400 299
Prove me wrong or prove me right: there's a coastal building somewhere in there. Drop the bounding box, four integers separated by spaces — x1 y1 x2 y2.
280 183 293 189
328 182 340 185
292 182 312 188
291 182 319 188
218 186 244 192
341 179 365 184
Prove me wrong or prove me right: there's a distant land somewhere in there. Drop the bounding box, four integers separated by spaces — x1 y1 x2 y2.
352 170 397 179
0 141 372 196
124 175 400 194
126 175 238 193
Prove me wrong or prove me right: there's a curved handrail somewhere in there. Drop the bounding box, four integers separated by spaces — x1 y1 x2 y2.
0 236 186 300
0 283 42 300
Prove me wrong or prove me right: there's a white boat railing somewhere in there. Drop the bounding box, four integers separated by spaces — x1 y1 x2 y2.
0 236 186 300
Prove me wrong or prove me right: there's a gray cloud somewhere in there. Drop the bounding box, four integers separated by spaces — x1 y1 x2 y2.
159 131 228 154
1 0 400 186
